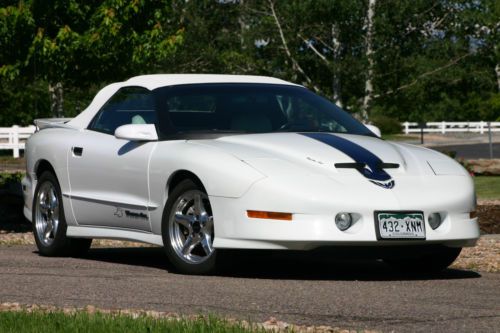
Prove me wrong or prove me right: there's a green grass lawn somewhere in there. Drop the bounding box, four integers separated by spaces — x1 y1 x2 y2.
474 176 500 200
0 311 265 333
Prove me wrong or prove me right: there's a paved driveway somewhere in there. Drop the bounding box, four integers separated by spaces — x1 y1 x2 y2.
1 245 499 332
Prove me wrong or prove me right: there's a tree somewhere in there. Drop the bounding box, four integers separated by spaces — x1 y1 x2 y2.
0 0 184 120
29 0 183 117
0 0 498 126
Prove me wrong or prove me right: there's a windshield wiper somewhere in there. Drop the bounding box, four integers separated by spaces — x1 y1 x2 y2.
277 124 333 133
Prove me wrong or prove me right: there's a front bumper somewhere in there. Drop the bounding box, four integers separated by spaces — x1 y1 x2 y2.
210 175 480 250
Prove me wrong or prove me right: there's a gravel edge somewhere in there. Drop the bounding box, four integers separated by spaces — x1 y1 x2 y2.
451 236 499 273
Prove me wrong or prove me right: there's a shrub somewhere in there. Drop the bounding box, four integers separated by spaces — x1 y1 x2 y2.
370 115 402 135
0 172 23 189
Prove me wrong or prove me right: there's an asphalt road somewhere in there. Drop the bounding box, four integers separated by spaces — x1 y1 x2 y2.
430 143 500 159
1 245 499 332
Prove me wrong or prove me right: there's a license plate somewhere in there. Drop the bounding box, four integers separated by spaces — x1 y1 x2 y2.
376 212 425 239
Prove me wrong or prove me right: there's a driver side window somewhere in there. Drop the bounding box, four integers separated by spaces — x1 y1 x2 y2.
89 87 157 135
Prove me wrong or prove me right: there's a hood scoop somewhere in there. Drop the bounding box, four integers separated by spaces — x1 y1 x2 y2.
334 162 400 188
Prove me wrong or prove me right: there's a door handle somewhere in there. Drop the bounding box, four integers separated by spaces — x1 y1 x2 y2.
72 147 83 157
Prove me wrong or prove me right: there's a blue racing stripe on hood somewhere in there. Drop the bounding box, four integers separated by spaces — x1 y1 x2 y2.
300 133 392 182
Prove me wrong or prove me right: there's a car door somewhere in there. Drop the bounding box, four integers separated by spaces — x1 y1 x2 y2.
67 86 157 232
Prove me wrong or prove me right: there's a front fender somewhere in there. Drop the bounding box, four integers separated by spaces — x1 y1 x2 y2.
147 140 266 234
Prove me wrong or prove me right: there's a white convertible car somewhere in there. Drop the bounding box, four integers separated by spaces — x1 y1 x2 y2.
23 74 479 274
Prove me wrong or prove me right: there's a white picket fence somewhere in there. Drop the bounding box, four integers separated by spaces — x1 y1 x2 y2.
0 125 36 158
403 121 500 134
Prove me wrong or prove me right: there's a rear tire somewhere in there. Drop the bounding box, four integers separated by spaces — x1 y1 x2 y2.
32 171 92 257
162 179 216 275
384 247 462 273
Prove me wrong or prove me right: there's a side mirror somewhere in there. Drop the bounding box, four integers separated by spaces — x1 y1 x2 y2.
364 124 381 137
114 124 158 141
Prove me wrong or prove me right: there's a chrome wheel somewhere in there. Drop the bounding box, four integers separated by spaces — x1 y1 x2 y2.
169 190 214 264
34 181 60 246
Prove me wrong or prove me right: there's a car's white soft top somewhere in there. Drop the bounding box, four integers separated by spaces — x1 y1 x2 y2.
126 74 299 90
63 74 300 130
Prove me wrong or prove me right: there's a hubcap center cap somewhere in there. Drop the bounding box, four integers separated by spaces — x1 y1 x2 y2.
192 220 201 233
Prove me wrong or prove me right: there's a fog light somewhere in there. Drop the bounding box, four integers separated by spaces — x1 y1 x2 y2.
335 213 352 231
428 212 442 230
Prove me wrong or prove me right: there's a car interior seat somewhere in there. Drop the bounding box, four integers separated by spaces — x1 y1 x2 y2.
131 115 147 124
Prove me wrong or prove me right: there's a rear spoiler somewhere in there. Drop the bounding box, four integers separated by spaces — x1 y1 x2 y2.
34 118 75 131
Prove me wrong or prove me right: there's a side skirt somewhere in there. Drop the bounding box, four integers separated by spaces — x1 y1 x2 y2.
66 226 164 246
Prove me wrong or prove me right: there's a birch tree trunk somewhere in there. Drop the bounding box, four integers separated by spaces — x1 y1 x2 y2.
238 0 245 48
331 24 342 108
268 0 320 93
361 0 376 122
49 82 64 118
495 63 500 93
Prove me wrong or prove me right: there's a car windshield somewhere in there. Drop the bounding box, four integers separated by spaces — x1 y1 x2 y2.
155 83 374 137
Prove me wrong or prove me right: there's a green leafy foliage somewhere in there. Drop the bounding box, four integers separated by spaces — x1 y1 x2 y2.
0 79 50 125
371 115 402 135
0 172 23 188
0 0 498 126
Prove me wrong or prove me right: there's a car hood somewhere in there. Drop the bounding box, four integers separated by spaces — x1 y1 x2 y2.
192 132 467 183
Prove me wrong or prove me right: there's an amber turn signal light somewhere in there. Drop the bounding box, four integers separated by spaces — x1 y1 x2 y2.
247 210 293 221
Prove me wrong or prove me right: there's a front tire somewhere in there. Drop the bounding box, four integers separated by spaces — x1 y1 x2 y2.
162 179 216 275
384 247 462 273
33 171 92 257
